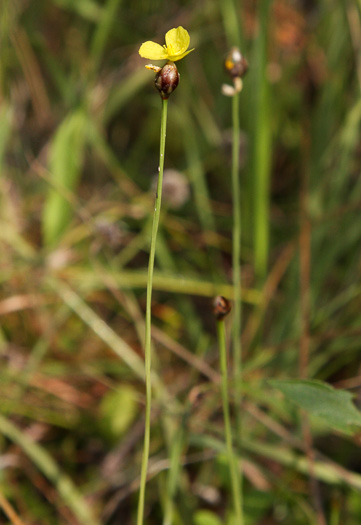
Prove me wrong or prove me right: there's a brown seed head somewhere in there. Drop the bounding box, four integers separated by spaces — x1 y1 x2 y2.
224 47 248 79
213 296 232 320
155 61 180 99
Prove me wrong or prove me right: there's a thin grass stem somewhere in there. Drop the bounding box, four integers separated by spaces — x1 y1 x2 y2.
231 91 243 444
137 98 168 525
217 319 243 524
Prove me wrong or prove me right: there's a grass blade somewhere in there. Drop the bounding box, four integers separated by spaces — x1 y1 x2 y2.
0 413 100 525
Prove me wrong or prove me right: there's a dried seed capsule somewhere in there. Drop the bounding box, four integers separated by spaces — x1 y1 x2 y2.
213 296 232 320
224 47 248 79
155 61 180 99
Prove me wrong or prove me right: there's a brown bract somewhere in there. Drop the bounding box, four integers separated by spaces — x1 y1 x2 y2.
213 296 232 320
224 47 249 79
155 61 180 99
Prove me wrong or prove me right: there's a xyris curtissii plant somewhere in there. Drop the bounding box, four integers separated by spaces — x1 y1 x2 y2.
136 26 194 525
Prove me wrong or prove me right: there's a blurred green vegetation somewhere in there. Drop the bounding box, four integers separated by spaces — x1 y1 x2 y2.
1 0 361 523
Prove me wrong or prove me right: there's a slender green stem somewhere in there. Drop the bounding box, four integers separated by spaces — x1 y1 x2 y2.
231 91 242 438
217 319 243 524
137 98 168 525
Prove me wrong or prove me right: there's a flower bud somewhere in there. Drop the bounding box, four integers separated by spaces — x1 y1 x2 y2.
224 47 248 79
155 61 180 99
213 296 232 320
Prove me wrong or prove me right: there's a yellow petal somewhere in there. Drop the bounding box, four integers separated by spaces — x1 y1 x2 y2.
165 26 190 56
139 41 168 60
168 48 195 62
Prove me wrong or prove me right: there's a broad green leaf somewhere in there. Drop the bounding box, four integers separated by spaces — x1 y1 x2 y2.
269 379 361 435
99 385 138 441
42 110 87 246
194 510 223 525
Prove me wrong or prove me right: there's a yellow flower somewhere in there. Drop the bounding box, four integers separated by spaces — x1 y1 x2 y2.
139 26 194 62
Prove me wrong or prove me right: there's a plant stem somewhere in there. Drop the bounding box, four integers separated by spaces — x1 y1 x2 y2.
231 90 242 440
137 98 168 525
217 319 243 525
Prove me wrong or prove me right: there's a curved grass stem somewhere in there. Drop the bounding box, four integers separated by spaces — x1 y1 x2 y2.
137 98 168 525
217 319 243 524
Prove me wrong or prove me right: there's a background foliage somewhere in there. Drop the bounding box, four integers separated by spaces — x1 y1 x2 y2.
1 0 361 523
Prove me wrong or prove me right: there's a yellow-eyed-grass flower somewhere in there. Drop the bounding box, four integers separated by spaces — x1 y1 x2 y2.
139 26 194 62
139 27 194 100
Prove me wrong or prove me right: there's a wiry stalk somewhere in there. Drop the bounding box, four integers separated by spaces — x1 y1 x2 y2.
137 98 168 525
217 318 243 524
231 90 243 443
